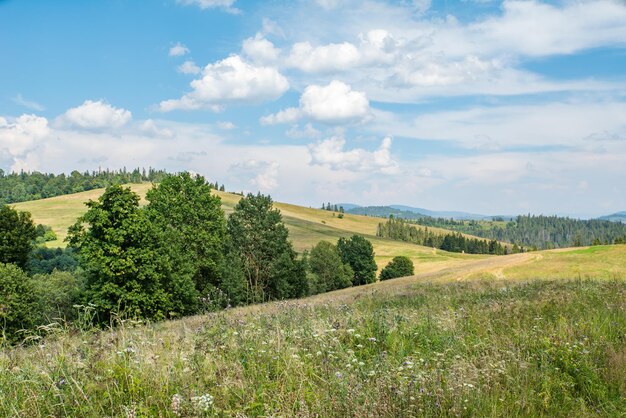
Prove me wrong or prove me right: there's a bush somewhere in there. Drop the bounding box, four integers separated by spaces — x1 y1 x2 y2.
0 263 38 343
379 256 414 280
31 270 84 323
309 241 353 293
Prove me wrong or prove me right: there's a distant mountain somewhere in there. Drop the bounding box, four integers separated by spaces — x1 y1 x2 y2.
336 203 361 211
389 205 491 221
598 211 626 223
347 205 493 221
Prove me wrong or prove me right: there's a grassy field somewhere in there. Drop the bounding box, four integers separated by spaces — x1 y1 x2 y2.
1 272 624 416
6 187 626 416
13 184 487 272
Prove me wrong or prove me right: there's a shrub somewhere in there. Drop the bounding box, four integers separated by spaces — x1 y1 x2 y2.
0 263 38 343
379 256 415 280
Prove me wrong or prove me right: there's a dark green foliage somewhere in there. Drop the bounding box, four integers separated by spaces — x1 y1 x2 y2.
377 217 507 255
34 224 57 243
26 247 78 275
337 235 377 286
378 213 626 250
309 241 353 293
67 185 196 322
0 168 168 204
31 270 84 323
0 205 37 268
379 256 414 280
145 173 226 295
227 193 306 302
0 263 38 343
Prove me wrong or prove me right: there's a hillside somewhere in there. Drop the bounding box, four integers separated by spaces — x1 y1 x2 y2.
2 245 625 416
599 211 626 223
13 184 490 272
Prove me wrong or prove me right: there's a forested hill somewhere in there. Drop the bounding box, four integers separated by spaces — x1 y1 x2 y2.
0 168 169 204
402 215 626 249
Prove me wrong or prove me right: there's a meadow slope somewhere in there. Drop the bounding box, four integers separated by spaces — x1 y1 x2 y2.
1 245 625 416
13 184 489 272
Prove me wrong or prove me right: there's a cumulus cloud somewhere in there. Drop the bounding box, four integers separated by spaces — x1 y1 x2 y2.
286 41 360 73
59 100 132 129
177 60 201 74
242 34 281 63
160 55 289 112
262 80 371 126
309 136 398 174
216 121 236 130
177 0 239 13
0 114 50 172
169 42 190 57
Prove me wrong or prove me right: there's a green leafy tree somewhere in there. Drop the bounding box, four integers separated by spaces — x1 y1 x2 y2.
226 193 306 302
0 263 38 343
337 235 377 286
67 185 196 322
379 256 414 281
309 241 353 293
0 205 36 268
31 270 84 322
145 173 226 295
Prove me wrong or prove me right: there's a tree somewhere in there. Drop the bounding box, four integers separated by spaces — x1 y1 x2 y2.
0 263 38 343
337 235 377 286
309 241 353 293
145 173 226 295
31 270 84 323
226 193 306 302
0 205 36 268
379 256 414 281
67 185 196 322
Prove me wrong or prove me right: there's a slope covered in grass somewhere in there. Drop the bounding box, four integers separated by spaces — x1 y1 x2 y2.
13 185 487 271
2 276 624 416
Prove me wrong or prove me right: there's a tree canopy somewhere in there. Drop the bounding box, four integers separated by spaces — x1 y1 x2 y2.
379 256 414 281
0 205 36 268
337 235 377 286
309 240 353 293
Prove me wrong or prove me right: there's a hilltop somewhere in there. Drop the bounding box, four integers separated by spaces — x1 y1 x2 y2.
13 184 491 271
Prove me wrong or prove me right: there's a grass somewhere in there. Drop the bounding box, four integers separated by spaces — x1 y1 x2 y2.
1 278 624 417
13 185 486 271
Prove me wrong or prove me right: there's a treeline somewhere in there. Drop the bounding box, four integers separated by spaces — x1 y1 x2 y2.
405 215 626 249
0 168 170 204
0 173 390 344
377 217 520 255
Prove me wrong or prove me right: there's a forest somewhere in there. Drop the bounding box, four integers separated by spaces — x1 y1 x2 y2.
376 216 515 255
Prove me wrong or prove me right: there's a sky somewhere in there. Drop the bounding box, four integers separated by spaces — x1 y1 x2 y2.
1 0 625 217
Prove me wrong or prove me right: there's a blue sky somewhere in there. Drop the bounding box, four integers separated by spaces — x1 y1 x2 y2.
1 0 626 217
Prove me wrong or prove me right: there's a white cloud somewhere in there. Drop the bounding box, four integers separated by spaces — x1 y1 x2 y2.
315 0 342 10
59 100 132 130
140 119 174 138
0 114 49 172
300 81 370 124
242 34 281 63
286 123 321 139
216 121 236 130
286 41 360 73
177 0 239 13
169 43 190 57
160 55 289 112
12 94 45 111
308 136 398 174
177 60 201 74
262 80 371 126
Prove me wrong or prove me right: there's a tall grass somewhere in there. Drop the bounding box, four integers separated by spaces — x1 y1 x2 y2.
1 279 625 417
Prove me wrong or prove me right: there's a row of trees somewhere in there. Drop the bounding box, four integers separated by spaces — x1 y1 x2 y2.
377 216 517 255
321 203 345 213
2 173 417 343
387 214 626 250
0 168 170 204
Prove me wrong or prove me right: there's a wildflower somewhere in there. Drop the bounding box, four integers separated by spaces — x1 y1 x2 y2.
347 329 355 333
335 371 343 378
316 351 322 356
191 394 214 413
358 361 365 367
171 394 182 416
368 337 377 342
368 370 376 376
